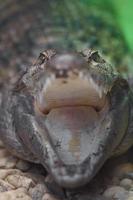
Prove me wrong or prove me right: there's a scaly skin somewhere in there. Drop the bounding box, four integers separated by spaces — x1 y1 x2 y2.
0 49 133 189
0 0 132 192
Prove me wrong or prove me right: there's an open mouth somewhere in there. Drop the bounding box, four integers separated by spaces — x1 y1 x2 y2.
33 52 113 188
34 67 110 186
36 70 109 115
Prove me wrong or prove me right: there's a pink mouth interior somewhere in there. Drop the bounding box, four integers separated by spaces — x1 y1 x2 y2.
45 106 101 165
36 77 107 114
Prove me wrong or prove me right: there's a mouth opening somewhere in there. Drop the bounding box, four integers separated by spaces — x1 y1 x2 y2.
35 72 109 115
34 69 111 188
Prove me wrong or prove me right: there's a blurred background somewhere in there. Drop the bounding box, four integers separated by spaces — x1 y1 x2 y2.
0 0 132 84
110 0 133 52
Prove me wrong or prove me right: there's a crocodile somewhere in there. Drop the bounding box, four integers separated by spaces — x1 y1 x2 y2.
0 0 132 191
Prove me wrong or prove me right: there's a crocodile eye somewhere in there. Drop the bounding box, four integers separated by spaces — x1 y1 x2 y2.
35 50 56 65
38 52 48 64
90 51 105 63
33 53 47 66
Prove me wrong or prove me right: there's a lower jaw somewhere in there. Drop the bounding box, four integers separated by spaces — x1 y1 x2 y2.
45 106 102 165
33 103 114 189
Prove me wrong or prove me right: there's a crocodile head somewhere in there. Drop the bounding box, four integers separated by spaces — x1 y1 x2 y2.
18 49 130 188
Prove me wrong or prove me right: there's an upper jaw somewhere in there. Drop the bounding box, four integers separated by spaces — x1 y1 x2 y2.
35 69 110 114
32 52 116 114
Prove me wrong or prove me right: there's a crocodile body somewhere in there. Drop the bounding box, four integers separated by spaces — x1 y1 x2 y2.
0 0 133 190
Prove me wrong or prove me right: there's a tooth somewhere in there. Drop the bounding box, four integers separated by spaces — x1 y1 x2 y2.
104 86 110 94
95 84 99 93
79 72 84 79
43 78 52 92
103 88 107 94
98 88 103 98
89 77 97 90
47 78 52 85
50 74 55 81
90 77 104 98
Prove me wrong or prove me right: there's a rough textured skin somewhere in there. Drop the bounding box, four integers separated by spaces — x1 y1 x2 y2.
1 48 133 189
0 0 133 199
